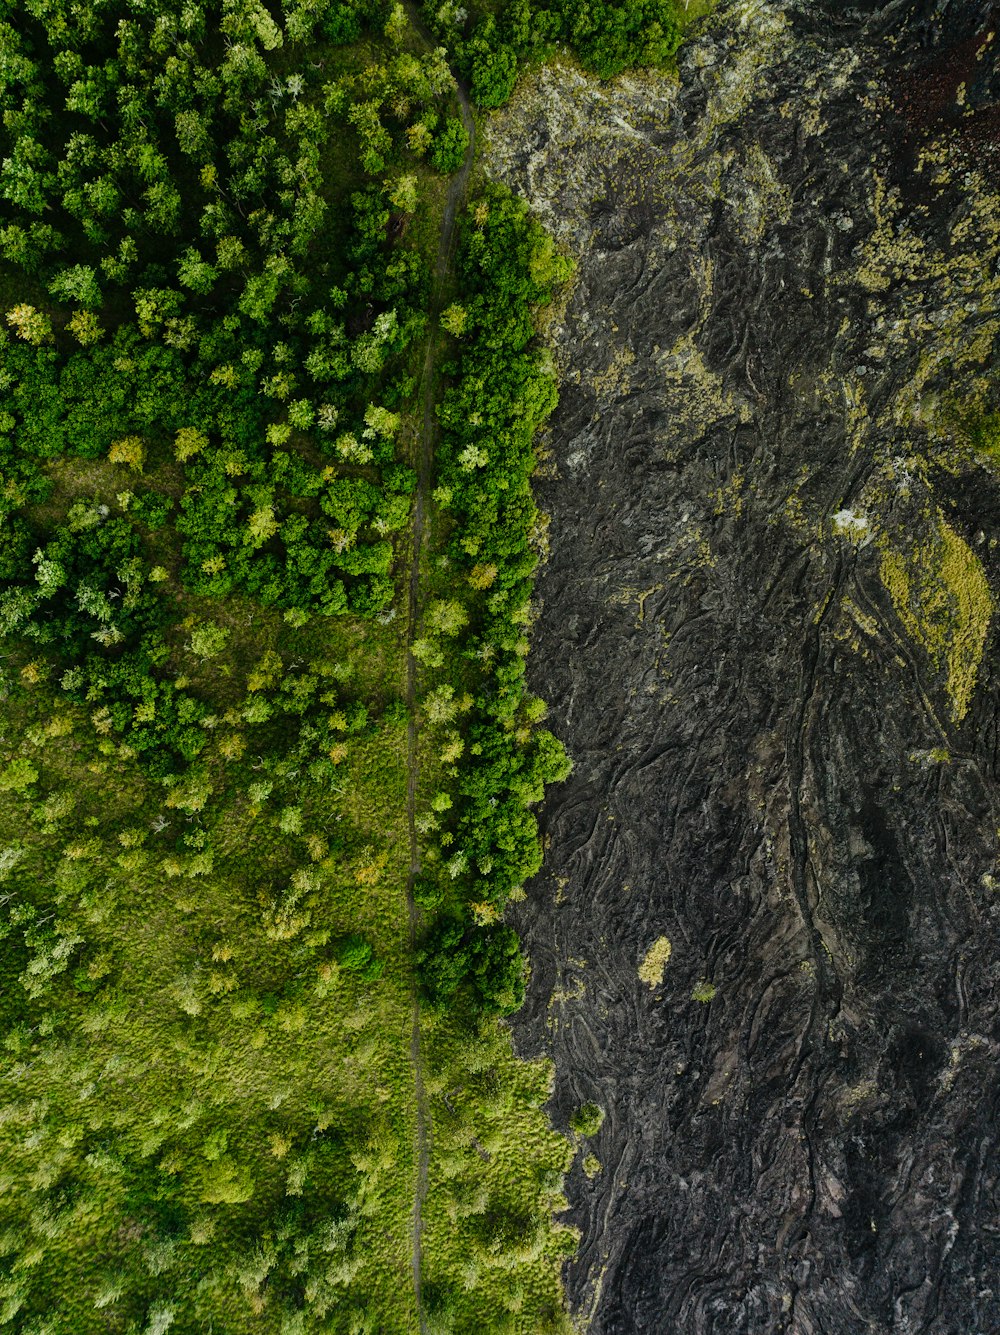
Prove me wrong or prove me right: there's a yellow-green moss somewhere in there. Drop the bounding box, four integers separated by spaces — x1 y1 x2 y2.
880 515 993 720
583 1153 602 1179
638 936 672 988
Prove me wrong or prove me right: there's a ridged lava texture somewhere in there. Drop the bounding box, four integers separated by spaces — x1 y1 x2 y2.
487 1 1000 1331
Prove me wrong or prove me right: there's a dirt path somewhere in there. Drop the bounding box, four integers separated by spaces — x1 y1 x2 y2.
403 9 477 1328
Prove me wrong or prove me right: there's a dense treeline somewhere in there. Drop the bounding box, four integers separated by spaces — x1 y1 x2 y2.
0 0 465 767
421 0 686 105
416 186 572 1017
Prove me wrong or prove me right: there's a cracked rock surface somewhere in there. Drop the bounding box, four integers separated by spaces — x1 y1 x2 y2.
486 1 1000 1330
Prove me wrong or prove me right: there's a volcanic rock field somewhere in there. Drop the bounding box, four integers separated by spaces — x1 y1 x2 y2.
487 1 1000 1329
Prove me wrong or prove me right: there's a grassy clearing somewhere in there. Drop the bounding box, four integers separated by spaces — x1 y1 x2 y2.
677 0 718 27
0 602 419 1332
0 308 578 1329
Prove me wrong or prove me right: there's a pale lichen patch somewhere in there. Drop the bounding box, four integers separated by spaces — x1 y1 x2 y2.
831 509 870 543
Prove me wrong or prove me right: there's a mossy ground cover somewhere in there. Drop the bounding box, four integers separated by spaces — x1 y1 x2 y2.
419 1023 575 1334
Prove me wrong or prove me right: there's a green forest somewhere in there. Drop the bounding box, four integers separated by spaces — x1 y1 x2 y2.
0 0 702 1329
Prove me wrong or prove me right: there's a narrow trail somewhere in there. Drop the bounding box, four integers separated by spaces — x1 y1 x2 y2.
403 9 477 1328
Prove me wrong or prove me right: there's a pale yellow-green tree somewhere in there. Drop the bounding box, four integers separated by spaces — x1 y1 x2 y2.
6 303 53 344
